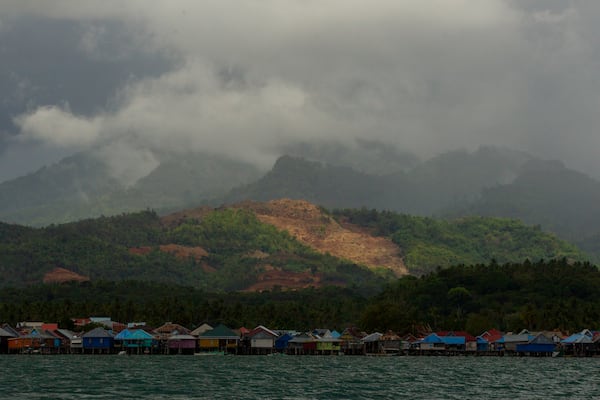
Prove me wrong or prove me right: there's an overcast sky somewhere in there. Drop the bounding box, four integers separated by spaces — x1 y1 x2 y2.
1 0 599 183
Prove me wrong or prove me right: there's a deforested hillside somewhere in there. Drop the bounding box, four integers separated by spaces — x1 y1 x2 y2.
0 200 588 291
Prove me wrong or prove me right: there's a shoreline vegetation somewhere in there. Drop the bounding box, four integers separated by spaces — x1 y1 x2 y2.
2 259 600 358
2 259 599 333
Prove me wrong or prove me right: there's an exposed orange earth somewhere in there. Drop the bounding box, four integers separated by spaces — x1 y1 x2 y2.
43 267 90 284
243 267 325 292
233 199 408 277
157 199 407 291
129 244 209 261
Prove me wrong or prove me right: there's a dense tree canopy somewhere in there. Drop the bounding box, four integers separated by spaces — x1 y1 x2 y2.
333 208 586 274
1 260 599 335
362 259 600 334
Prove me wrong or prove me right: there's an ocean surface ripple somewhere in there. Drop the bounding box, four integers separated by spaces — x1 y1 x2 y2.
1 355 599 399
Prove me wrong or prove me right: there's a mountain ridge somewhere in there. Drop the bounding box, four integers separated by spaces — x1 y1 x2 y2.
1 143 600 261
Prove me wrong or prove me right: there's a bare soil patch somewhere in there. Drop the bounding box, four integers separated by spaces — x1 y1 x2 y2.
129 244 208 261
43 267 89 284
234 199 408 276
243 268 324 292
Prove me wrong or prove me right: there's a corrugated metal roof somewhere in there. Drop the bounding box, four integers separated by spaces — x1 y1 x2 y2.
362 332 383 343
441 337 465 345
529 333 554 345
421 333 443 344
21 329 56 340
115 329 132 340
1 325 21 337
55 329 76 340
168 335 196 340
562 333 594 344
190 323 214 337
0 327 15 337
130 330 155 340
248 325 278 338
82 327 114 338
289 332 317 343
199 324 239 339
500 334 531 343
154 323 191 335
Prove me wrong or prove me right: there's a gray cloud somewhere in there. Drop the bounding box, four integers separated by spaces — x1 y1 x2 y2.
3 1 600 182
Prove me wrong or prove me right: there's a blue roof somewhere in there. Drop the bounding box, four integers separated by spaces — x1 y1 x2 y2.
275 333 294 343
420 333 465 345
516 343 555 353
330 330 341 339
562 333 593 344
130 330 154 340
275 333 294 350
441 336 465 345
115 329 132 340
421 333 443 343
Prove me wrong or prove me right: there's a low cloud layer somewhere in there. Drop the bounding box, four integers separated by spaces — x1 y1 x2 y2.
3 1 600 182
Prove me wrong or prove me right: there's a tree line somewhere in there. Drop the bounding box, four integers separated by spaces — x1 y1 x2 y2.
1 259 599 334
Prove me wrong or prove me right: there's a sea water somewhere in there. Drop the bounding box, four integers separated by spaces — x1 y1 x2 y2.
0 355 598 399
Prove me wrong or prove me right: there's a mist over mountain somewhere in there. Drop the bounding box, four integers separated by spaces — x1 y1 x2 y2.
4 2 600 186
223 145 600 260
453 158 600 256
0 148 262 226
2 139 600 262
278 139 420 176
225 145 534 215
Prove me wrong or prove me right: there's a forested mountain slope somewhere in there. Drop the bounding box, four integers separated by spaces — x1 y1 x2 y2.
0 200 586 290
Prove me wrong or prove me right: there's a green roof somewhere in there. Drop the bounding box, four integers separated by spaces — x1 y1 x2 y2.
199 324 239 339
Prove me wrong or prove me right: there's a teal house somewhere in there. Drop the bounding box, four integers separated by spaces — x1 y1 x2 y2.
115 329 157 354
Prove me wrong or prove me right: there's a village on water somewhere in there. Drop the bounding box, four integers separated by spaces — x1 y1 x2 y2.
0 317 598 357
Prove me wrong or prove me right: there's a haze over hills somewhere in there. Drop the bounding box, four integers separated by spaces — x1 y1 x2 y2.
0 149 262 226
226 146 533 215
452 158 600 257
1 141 600 260
222 146 600 260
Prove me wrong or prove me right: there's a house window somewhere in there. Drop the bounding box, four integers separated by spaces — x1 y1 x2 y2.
100 338 103 344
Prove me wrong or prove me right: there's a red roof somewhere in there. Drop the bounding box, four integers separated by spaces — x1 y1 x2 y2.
71 318 91 327
111 322 127 333
238 327 250 335
247 325 278 338
480 329 503 343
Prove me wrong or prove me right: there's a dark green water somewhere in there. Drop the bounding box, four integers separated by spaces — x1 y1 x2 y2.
0 355 598 399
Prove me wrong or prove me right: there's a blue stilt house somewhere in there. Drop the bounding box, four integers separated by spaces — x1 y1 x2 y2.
275 333 294 353
516 333 556 356
82 327 114 354
476 336 489 352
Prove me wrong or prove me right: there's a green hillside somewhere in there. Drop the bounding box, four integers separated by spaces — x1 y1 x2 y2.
0 209 386 292
334 208 586 275
455 159 600 260
0 202 590 292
